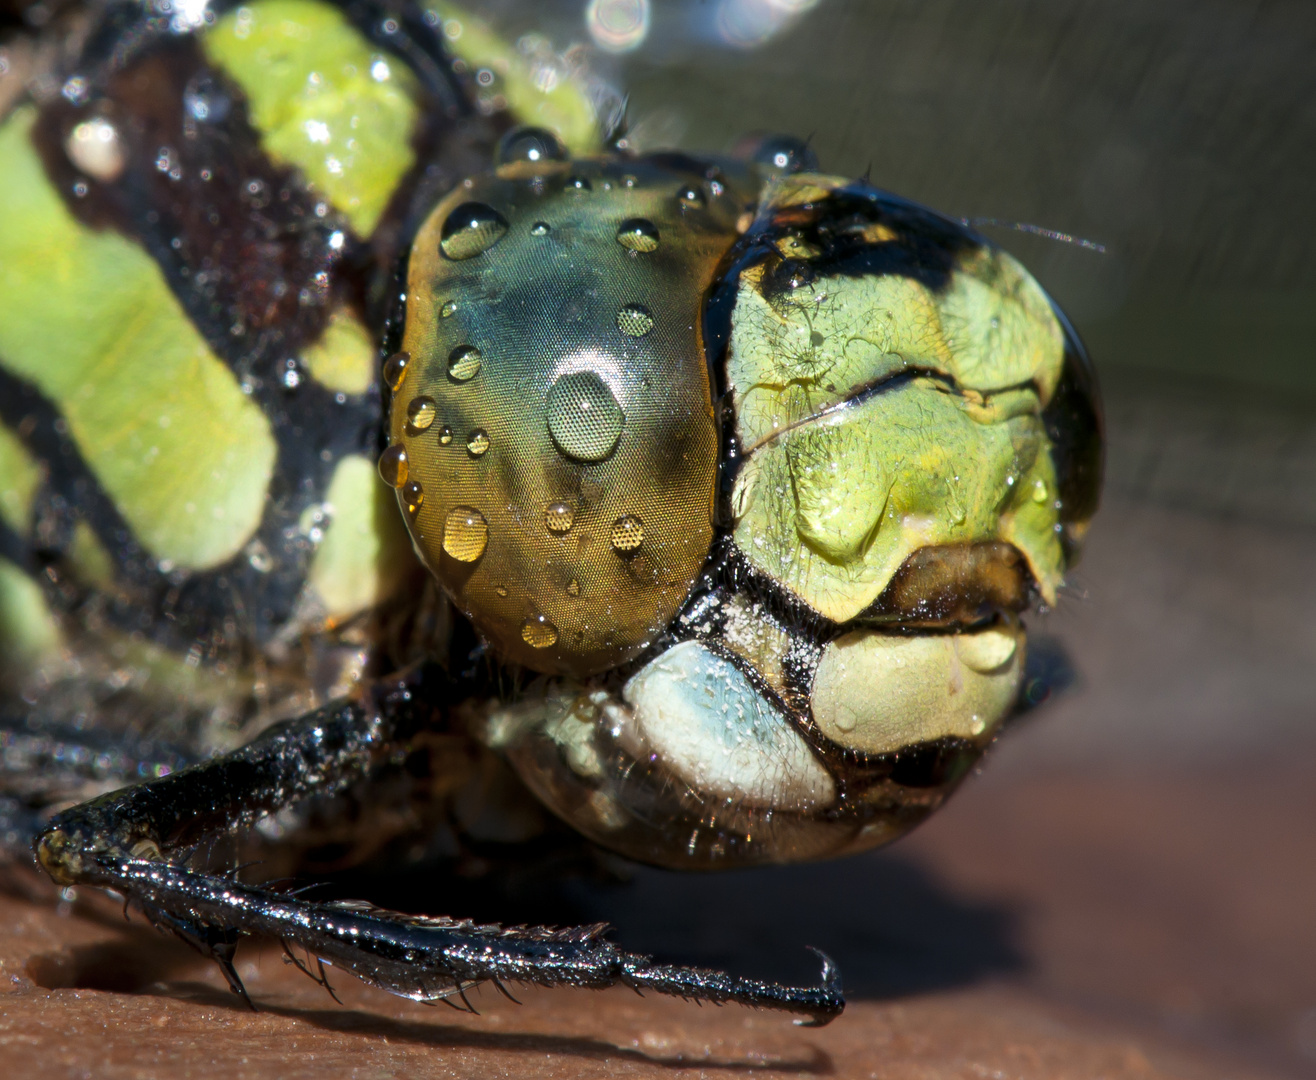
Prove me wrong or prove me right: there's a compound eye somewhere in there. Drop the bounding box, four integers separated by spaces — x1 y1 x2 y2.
495 126 568 169
731 133 820 179
387 161 741 676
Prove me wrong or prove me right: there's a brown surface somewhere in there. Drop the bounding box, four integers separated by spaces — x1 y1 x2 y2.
2 747 1311 1080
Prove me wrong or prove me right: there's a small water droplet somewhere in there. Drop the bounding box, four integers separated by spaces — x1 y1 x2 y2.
566 578 581 597
406 396 436 432
438 425 453 445
466 429 491 457
616 218 660 252
610 514 644 553
545 501 575 533
440 202 509 260
616 304 654 338
546 372 625 462
378 444 408 488
677 185 706 210
447 344 482 381
521 616 559 649
495 585 509 597
65 117 125 182
439 300 458 319
564 175 592 193
382 351 410 391
530 221 551 236
1031 478 1049 503
402 479 424 512
442 506 488 562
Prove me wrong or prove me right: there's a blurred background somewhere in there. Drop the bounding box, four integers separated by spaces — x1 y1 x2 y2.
459 1 1316 1075
3 0 1312 1075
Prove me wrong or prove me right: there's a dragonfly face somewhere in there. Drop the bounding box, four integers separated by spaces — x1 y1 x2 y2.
0 0 1101 1019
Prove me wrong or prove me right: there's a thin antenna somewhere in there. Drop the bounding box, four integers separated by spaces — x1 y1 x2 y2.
964 217 1107 254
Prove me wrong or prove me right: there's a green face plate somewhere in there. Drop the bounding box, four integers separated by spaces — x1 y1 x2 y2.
726 176 1068 619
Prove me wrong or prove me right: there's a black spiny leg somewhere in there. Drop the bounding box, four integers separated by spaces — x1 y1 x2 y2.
33 670 844 1025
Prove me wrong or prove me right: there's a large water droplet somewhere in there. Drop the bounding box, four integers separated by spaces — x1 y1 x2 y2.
442 506 488 562
406 396 436 432
521 616 559 649
440 202 509 260
677 185 706 210
610 514 644 553
402 479 424 513
496 126 566 166
447 344 482 382
378 444 408 488
545 501 575 533
467 429 491 457
438 425 453 445
382 351 410 391
616 218 660 253
439 300 458 319
546 372 624 462
616 304 654 338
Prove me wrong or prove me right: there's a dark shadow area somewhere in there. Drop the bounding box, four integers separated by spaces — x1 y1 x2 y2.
564 851 1025 1000
26 919 206 993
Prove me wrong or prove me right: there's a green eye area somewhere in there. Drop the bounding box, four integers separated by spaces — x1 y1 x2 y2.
389 147 1101 868
388 156 744 675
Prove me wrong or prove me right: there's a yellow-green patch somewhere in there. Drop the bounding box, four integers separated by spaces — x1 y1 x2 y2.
0 422 41 536
204 0 421 236
727 250 1064 453
0 557 62 670
301 306 375 395
429 1 600 155
306 454 413 621
68 521 116 590
731 378 1064 622
0 108 276 571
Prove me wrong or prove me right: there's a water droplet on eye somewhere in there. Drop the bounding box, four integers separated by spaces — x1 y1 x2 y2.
439 202 509 260
677 185 705 210
521 616 559 649
442 506 488 562
439 300 458 319
530 221 551 236
616 218 660 252
495 585 509 597
378 444 408 488
447 344 482 382
545 501 575 533
402 479 424 512
406 396 436 432
466 429 491 456
566 578 581 597
496 126 566 166
546 372 624 462
616 304 654 338
382 351 410 391
610 514 644 553
565 175 592 193
438 425 453 445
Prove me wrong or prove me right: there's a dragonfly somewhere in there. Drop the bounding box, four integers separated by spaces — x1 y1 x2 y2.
0 0 1101 1023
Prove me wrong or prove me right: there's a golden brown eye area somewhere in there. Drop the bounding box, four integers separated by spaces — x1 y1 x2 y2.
391 158 743 675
